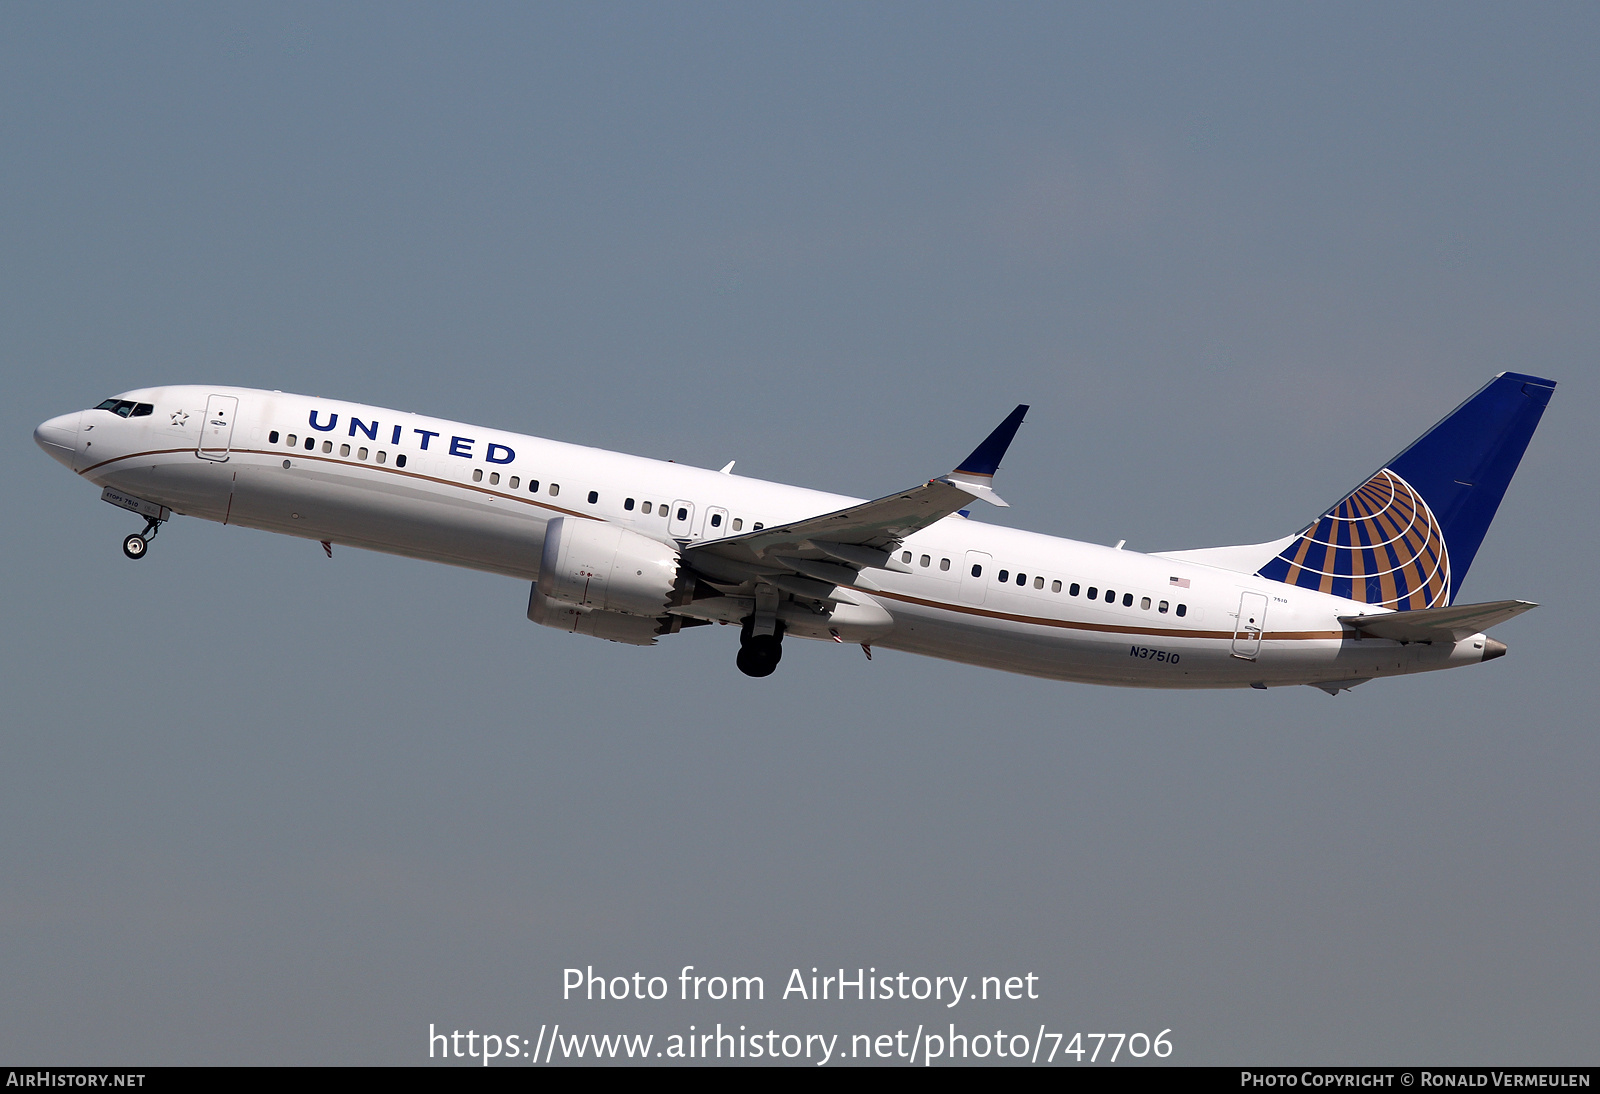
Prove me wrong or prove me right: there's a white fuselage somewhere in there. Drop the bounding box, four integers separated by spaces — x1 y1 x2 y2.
38 385 1499 689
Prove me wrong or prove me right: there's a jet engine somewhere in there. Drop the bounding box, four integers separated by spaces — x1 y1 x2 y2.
535 516 680 619
527 585 677 646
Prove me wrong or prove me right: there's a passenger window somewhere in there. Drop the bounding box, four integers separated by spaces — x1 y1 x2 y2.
588 491 599 504
710 513 722 528
641 500 651 513
1069 583 1080 596
1158 600 1169 613
940 558 950 571
998 569 1009 582
1140 597 1151 609
489 472 500 485
550 484 559 496
320 440 331 453
920 554 930 567
1051 580 1061 592
1016 573 1026 586
753 523 764 531
286 434 297 446
1034 576 1045 589
358 447 368 460
676 507 688 521
269 431 280 444
340 444 351 457
1123 593 1133 607
1105 589 1115 603
305 437 314 450
510 476 520 489
1087 586 1097 598
624 498 635 511
473 469 483 482
971 564 983 577
902 551 913 564
1176 604 1187 617
528 480 539 493
732 518 743 531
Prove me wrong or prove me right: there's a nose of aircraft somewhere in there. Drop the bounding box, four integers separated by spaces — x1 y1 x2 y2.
34 411 80 469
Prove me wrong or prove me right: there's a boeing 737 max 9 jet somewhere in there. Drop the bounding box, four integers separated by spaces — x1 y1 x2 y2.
35 373 1554 691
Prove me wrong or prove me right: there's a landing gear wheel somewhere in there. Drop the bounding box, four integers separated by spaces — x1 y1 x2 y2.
122 534 148 560
736 634 783 678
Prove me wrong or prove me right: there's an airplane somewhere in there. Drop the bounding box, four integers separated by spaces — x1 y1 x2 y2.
34 372 1553 691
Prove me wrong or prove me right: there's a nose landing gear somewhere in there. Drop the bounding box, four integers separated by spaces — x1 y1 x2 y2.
121 515 164 560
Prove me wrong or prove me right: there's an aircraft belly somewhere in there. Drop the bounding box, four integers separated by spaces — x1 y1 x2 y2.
93 457 235 522
873 597 1371 688
227 459 549 579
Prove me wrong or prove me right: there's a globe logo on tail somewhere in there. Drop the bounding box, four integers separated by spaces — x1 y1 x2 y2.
1258 469 1451 610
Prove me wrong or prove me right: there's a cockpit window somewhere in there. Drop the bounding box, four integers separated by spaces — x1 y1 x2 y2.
93 399 154 418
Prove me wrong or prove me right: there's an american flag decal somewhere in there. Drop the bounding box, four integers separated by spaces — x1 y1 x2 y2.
1256 468 1450 610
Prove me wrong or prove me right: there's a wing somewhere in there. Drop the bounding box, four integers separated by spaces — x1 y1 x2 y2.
1339 599 1537 642
680 405 1028 598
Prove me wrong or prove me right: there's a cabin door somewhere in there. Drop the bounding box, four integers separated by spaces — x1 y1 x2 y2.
197 394 238 462
1231 591 1269 660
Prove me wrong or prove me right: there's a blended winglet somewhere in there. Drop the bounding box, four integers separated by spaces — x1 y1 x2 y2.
944 403 1029 507
954 404 1028 477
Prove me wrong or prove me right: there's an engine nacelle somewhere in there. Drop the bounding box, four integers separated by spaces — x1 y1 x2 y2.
536 516 680 618
528 586 673 646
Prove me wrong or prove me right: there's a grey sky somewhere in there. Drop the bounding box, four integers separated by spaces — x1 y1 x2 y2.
3 3 1596 1064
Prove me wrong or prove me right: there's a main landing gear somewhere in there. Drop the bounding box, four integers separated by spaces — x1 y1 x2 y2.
122 515 164 560
736 618 785 678
736 585 786 678
736 632 784 677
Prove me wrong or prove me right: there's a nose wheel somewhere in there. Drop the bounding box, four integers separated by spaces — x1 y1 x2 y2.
121 515 164 560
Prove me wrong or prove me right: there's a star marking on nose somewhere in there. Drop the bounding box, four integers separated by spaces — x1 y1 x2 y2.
170 410 189 427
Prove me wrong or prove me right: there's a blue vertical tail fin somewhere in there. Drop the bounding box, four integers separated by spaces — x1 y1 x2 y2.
1256 372 1556 609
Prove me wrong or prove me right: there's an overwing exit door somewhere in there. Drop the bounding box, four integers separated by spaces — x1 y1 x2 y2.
1231 591 1269 660
960 551 992 604
668 500 695 539
197 395 238 462
702 507 730 539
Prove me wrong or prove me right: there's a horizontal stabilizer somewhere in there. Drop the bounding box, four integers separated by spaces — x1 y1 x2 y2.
1339 599 1536 642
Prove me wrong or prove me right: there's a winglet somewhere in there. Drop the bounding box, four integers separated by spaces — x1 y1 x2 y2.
954 404 1028 477
943 404 1028 506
